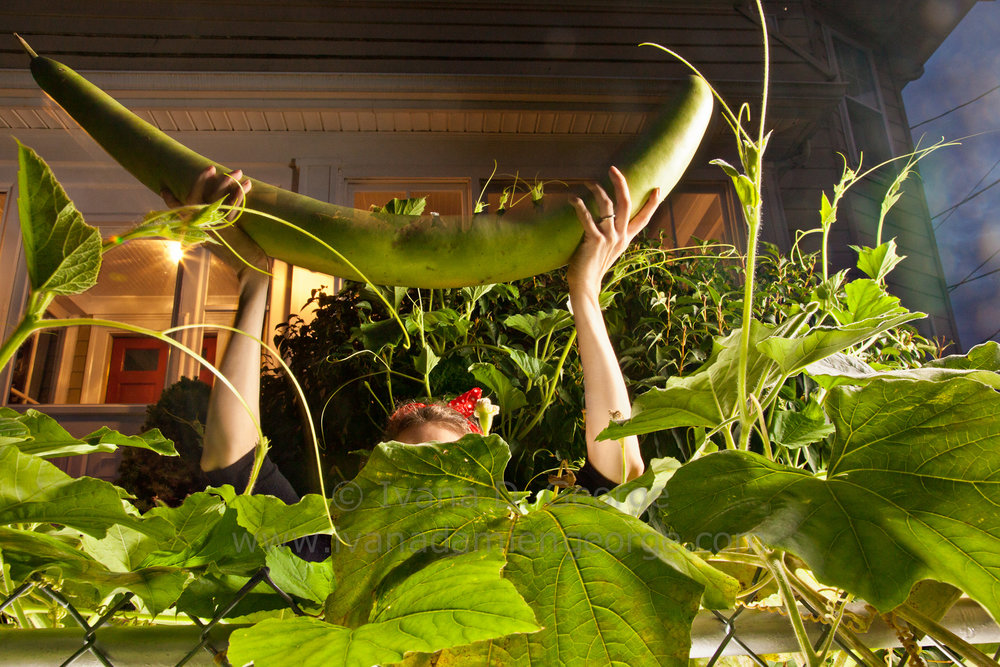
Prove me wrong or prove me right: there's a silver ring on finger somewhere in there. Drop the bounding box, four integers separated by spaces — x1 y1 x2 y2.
597 214 615 224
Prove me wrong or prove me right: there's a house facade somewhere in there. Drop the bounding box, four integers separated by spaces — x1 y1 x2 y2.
0 0 974 475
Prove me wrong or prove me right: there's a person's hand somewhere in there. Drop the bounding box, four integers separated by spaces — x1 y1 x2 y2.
567 166 664 295
162 166 268 281
161 165 251 220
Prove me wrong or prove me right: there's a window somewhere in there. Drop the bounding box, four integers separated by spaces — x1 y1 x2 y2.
649 185 737 248
479 177 577 220
830 33 893 164
479 178 736 249
350 181 469 217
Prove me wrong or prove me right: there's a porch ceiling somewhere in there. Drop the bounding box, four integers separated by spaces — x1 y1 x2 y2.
0 68 843 151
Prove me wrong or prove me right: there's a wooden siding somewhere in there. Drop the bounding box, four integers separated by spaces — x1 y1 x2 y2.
1 1 826 83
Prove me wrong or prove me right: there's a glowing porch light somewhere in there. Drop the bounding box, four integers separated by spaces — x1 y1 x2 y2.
166 241 184 263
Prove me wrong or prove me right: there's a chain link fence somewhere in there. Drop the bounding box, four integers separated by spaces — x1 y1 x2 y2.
3 568 999 666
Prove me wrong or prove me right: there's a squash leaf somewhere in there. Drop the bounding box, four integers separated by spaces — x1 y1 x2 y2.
600 321 780 438
228 550 539 667
16 142 101 296
852 239 904 283
0 526 189 616
0 445 139 538
231 492 336 548
323 435 736 665
264 546 333 605
658 377 1000 620
0 408 175 458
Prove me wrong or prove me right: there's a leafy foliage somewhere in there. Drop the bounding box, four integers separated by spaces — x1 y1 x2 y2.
229 551 541 667
259 236 844 490
660 374 1000 620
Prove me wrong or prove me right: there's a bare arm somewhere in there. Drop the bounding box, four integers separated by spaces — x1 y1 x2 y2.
162 166 269 472
568 166 664 484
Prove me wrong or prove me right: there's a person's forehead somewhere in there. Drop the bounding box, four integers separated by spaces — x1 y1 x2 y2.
395 421 465 444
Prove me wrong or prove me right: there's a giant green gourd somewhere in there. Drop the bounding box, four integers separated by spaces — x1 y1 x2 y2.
23 41 713 287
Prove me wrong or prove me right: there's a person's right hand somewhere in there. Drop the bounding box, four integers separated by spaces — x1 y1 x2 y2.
161 165 251 218
162 166 269 279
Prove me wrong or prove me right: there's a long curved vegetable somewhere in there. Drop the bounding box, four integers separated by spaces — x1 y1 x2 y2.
22 38 713 288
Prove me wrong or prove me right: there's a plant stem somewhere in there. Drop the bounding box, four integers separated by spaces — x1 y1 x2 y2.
0 549 32 628
0 314 42 373
517 330 577 439
722 426 737 450
894 603 998 667
748 393 773 459
814 593 850 664
753 540 820 666
821 224 831 283
783 562 886 667
737 0 770 451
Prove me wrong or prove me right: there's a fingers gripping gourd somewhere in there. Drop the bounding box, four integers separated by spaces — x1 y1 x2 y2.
22 39 713 288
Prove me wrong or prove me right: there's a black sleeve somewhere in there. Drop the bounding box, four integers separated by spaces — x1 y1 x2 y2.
575 459 617 496
204 451 331 561
204 449 300 505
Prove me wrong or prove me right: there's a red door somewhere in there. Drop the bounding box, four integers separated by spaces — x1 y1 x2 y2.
105 337 168 404
198 334 218 386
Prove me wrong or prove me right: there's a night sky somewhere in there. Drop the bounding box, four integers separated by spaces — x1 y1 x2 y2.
902 1 1000 352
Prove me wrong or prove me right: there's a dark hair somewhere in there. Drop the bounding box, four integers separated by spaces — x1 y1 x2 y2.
383 401 473 441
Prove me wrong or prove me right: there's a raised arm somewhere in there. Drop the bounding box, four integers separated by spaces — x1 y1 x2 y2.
568 167 664 484
162 166 268 472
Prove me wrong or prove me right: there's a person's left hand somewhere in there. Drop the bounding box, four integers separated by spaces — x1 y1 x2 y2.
567 166 664 294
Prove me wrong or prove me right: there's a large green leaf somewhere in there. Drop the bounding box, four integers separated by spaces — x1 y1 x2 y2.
0 526 189 615
16 142 101 295
927 341 1000 372
140 502 264 576
228 550 540 667
142 490 228 552
599 456 679 517
264 546 333 605
449 493 735 666
659 377 1000 618
80 521 168 572
770 399 834 449
0 414 31 447
231 492 336 548
601 321 780 439
326 434 514 626
805 351 1000 390
0 408 175 458
852 239 904 283
830 278 906 324
0 445 139 537
757 309 922 375
326 436 736 665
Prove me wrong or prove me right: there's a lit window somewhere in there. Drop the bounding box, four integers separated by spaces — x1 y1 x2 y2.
351 182 468 217
650 186 736 248
479 179 736 249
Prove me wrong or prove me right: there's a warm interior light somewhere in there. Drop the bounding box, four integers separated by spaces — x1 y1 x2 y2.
166 241 184 263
